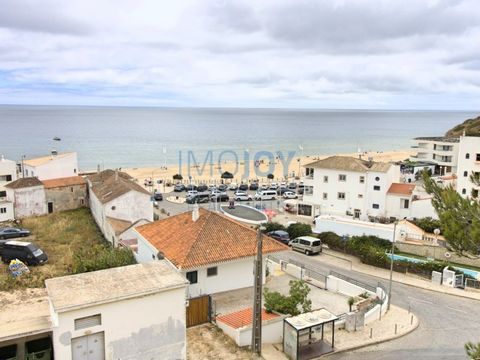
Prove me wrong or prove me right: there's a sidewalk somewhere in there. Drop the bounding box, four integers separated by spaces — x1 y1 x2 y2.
321 248 480 301
261 305 418 360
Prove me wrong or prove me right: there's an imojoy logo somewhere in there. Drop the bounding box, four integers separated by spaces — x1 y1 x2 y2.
177 150 297 179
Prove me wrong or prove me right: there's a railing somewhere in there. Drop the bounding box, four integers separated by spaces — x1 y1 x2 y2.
465 278 480 290
329 270 377 293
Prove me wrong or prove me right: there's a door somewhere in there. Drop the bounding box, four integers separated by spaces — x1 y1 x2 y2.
186 295 211 327
354 209 361 219
47 202 54 214
72 332 105 360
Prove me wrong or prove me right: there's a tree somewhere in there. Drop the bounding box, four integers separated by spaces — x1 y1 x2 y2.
423 172 480 256
262 222 286 233
287 223 312 239
348 297 355 312
264 280 312 316
411 217 442 233
465 342 480 360
267 173 274 180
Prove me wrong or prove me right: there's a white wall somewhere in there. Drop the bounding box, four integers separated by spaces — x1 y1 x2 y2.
52 286 187 360
8 186 47 218
409 197 438 219
456 136 480 198
386 194 411 220
0 157 17 221
326 275 375 298
314 216 395 241
24 153 78 181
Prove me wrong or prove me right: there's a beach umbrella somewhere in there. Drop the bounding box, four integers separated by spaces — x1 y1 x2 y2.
267 173 274 180
173 174 183 180
221 171 234 179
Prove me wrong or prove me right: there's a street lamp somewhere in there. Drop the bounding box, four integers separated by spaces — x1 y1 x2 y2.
387 220 398 311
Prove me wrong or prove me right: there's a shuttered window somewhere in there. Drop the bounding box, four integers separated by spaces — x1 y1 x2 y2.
74 314 102 330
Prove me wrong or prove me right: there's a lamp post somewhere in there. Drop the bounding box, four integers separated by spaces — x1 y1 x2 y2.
252 226 265 356
387 221 398 310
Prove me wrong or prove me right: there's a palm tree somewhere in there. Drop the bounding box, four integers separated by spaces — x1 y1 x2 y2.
465 342 480 360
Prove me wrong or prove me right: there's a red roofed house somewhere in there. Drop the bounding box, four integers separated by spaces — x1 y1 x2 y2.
386 183 438 220
42 176 87 213
134 207 288 298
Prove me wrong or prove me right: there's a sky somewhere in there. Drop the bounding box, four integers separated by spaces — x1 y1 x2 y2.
0 0 479 110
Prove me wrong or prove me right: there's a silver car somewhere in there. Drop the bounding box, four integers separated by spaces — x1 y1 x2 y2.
289 236 322 255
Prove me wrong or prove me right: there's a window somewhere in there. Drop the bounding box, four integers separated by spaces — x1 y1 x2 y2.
304 186 314 195
299 239 310 246
375 176 380 181
74 314 101 330
0 175 12 182
338 174 346 182
462 189 466 195
338 192 346 200
74 168 77 173
70 187 74 192
402 199 410 209
373 185 381 191
298 204 312 216
0 208 6 214
323 176 328 183
358 194 363 198
477 154 480 161
466 153 470 159
80 198 85 205
207 267 217 277
359 176 365 184
464 171 468 177
473 189 479 198
0 191 6 197
25 170 29 176
372 204 380 209
322 192 328 200
186 271 198 284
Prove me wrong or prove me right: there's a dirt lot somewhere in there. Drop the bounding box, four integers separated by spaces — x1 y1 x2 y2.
0 208 106 290
187 323 259 360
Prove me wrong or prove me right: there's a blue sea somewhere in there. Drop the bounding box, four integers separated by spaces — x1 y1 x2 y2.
0 106 477 170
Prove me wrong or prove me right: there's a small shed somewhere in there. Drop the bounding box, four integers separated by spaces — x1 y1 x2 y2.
283 309 338 360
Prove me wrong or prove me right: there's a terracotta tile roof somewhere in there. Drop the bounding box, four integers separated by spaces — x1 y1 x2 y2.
135 208 288 269
387 183 415 196
88 169 150 204
216 308 279 329
305 156 392 173
42 176 86 189
23 152 76 167
5 177 43 189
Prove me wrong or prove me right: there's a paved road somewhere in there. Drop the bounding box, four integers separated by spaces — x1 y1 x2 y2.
276 251 480 360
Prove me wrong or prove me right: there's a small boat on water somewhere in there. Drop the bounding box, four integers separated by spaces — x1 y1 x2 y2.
53 137 61 141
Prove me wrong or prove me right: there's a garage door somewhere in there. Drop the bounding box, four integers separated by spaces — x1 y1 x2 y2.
71 332 105 360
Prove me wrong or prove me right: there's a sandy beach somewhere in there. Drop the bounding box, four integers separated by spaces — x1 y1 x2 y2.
124 150 414 185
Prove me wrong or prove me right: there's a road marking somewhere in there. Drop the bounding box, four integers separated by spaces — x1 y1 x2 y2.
408 297 433 305
446 306 468 314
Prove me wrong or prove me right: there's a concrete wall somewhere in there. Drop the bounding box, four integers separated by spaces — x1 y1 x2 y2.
8 186 47 218
51 286 187 360
326 275 375 298
24 153 78 181
217 316 285 347
456 136 480 198
314 216 395 241
0 201 14 222
45 184 87 213
386 194 411 220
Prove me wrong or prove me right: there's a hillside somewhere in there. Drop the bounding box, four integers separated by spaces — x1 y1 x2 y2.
445 115 480 137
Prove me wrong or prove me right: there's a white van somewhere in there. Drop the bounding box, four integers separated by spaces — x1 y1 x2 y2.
289 236 322 255
254 190 277 200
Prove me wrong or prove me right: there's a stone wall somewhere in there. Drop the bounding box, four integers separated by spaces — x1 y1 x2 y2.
45 184 87 213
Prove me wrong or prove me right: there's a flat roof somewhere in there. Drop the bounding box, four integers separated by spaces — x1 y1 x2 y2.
46 261 188 313
23 152 76 167
414 136 459 143
0 289 51 342
285 309 338 331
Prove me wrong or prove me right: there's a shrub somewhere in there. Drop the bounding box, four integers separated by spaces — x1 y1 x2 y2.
72 245 137 274
317 232 344 250
287 223 312 239
264 280 311 316
262 222 286 233
411 217 442 234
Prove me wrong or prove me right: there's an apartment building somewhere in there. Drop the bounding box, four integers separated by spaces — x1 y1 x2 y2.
409 137 459 175
456 135 480 198
0 156 17 221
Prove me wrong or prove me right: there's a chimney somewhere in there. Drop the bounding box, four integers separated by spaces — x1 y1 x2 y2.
192 204 200 222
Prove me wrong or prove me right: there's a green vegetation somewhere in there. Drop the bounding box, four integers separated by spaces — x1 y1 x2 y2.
411 217 442 234
262 221 313 240
262 222 286 234
465 342 480 360
0 208 136 290
423 172 480 256
264 280 312 316
445 115 480 137
348 297 355 312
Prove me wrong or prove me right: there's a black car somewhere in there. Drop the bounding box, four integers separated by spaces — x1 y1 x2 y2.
153 192 163 201
173 184 185 192
1 241 48 265
197 184 208 192
218 184 228 191
0 227 31 240
267 230 290 244
210 193 229 202
249 182 259 191
238 184 249 191
288 182 297 190
185 184 198 191
186 193 211 204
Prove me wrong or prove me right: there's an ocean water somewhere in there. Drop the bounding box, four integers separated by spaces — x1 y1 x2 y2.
0 106 477 170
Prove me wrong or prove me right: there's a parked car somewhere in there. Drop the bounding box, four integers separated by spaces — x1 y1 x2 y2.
249 182 259 191
238 183 249 191
218 184 228 191
234 192 253 201
187 190 199 197
283 191 298 199
261 184 269 190
185 184 197 191
210 193 229 202
1 241 48 265
144 179 153 186
186 193 210 204
269 182 279 190
197 184 208 192
276 187 291 195
254 190 277 201
0 227 31 240
267 230 290 244
174 183 185 192
229 183 238 191
153 192 163 201
288 182 297 190
289 236 322 255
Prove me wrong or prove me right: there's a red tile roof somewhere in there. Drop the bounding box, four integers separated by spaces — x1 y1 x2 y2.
135 208 288 269
42 176 86 189
387 183 415 196
216 308 279 329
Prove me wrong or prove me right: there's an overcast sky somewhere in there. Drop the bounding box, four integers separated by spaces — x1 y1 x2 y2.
0 0 479 109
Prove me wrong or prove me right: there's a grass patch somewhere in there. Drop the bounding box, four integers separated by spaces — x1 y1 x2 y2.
0 208 134 290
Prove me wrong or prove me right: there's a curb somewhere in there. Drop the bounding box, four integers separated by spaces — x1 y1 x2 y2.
323 312 420 357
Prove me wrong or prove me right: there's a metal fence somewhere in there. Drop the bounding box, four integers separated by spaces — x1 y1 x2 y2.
329 270 377 293
465 278 480 290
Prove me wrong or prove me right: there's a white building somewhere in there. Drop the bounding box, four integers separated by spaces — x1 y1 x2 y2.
5 178 47 218
0 156 17 221
410 137 459 175
456 135 480 198
87 169 153 246
134 208 287 299
385 183 438 220
23 152 78 180
302 156 400 221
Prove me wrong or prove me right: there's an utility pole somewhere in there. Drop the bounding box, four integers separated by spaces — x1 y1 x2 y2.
252 227 264 355
387 221 398 310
